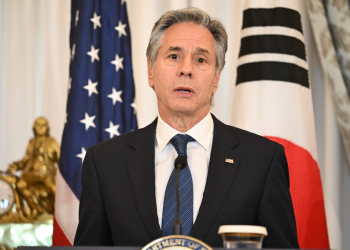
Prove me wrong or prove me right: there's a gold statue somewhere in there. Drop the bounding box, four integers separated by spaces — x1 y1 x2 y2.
2 117 60 222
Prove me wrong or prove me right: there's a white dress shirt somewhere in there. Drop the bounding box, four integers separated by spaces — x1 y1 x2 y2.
155 112 214 227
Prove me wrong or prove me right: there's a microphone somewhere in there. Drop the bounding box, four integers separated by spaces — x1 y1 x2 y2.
173 155 187 235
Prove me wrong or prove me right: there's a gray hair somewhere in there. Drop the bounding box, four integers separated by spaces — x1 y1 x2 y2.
146 7 228 75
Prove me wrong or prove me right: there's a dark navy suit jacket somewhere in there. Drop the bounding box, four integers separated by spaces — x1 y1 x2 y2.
74 115 299 248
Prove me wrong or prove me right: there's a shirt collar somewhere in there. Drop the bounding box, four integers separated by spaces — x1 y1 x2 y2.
156 112 213 152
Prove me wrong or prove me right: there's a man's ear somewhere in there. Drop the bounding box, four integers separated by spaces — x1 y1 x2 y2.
147 59 154 88
212 70 222 94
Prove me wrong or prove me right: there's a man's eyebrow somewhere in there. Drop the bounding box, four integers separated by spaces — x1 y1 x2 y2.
166 46 183 53
195 47 210 54
165 46 210 54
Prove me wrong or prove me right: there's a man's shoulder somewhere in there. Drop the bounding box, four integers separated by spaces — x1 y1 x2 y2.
212 115 282 149
90 118 157 152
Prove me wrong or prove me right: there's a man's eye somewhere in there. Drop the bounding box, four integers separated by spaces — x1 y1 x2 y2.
197 58 206 63
170 54 178 59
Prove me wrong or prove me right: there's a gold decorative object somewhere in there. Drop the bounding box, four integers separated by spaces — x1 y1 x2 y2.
0 117 60 223
0 221 53 248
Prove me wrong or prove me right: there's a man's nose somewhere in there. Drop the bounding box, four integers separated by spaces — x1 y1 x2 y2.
179 57 192 78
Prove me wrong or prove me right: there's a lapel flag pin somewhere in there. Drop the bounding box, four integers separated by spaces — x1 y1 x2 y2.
225 158 234 164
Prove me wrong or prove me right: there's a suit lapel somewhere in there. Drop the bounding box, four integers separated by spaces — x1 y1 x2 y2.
191 115 241 240
126 118 163 240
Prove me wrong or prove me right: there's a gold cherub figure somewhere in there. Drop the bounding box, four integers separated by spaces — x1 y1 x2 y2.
6 117 60 220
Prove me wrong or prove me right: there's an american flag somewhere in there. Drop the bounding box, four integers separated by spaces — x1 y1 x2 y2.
53 0 137 245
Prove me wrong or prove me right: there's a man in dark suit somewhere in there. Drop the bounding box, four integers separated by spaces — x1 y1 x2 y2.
74 7 299 248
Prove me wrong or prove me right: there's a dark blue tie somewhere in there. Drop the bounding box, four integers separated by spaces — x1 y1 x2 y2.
162 134 195 236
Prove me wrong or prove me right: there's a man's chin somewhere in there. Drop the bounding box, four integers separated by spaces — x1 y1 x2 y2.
169 106 209 119
159 102 209 118
171 105 196 115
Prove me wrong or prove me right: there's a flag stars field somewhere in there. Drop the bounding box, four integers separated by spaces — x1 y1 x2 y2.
105 121 120 138
68 78 72 94
131 102 136 114
111 54 124 71
84 79 99 97
75 10 79 27
80 113 96 130
87 45 100 62
107 88 123 105
115 21 127 37
76 147 86 163
71 44 76 61
90 12 101 29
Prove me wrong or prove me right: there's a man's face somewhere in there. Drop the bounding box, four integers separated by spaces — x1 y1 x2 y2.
148 22 221 119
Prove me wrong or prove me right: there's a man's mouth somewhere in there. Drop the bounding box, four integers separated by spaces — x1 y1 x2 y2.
175 87 194 94
177 89 191 93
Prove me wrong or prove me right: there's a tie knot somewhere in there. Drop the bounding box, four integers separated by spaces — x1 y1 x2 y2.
170 134 195 156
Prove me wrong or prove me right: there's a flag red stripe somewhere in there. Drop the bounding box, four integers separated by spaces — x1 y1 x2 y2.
52 216 72 246
266 136 329 249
